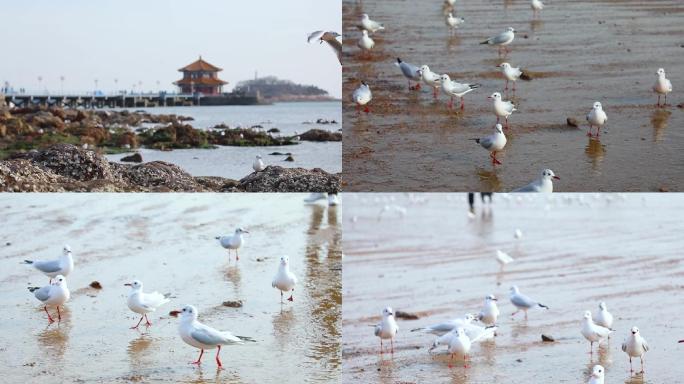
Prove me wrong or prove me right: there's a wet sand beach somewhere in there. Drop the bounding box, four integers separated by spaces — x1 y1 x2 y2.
343 0 684 191
342 193 684 383
0 194 341 383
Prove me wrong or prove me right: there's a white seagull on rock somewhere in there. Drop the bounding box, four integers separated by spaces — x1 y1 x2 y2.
395 58 422 91
253 155 266 172
272 256 298 302
653 68 672 107
28 274 70 323
23 245 74 282
216 228 248 261
374 307 399 354
125 280 171 329
586 101 608 138
509 285 548 319
472 124 507 166
513 169 559 193
352 81 372 113
172 305 255 369
440 74 480 110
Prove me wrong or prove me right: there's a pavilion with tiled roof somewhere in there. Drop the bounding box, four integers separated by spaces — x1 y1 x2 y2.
174 56 228 95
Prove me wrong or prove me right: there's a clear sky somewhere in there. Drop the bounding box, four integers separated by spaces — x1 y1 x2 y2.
0 0 341 97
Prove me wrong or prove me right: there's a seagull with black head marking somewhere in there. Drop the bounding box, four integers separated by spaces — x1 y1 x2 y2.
395 58 421 91
28 274 70 323
23 245 74 282
513 169 560 192
471 124 507 165
352 81 372 113
171 305 255 369
307 31 341 65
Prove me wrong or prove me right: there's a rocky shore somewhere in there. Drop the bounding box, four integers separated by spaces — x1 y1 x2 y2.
0 144 340 192
0 106 341 159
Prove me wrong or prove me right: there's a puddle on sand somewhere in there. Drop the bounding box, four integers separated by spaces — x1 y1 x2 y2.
0 194 341 383
342 193 684 383
343 0 684 191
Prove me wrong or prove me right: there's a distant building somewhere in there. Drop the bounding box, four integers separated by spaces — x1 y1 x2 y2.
174 56 228 95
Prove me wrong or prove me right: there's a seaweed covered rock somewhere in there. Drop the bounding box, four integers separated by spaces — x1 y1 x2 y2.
238 165 339 192
298 129 342 142
13 143 118 182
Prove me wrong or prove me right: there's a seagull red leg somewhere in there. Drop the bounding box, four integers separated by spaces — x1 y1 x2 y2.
460 98 464 111
57 306 61 321
216 345 223 369
191 349 204 365
144 314 152 326
131 316 144 329
44 306 54 323
288 289 294 302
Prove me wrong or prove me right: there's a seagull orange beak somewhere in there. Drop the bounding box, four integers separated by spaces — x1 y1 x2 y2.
169 310 181 317
124 283 132 286
553 176 560 180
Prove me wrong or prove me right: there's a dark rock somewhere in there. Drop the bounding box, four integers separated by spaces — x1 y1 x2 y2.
566 117 579 127
267 128 280 133
541 334 555 342
395 311 419 320
520 72 533 81
222 300 243 308
238 165 339 193
120 161 202 191
285 155 295 162
89 281 102 289
659 186 669 192
298 129 342 142
677 103 684 109
269 152 291 156
120 153 143 163
16 143 118 182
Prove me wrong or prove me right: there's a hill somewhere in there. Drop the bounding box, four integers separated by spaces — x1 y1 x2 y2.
233 76 335 102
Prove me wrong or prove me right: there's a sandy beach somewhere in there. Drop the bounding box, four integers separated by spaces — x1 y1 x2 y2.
342 193 684 383
342 0 684 191
0 194 341 383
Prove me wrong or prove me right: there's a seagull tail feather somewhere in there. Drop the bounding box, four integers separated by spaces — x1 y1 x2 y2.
237 335 257 342
28 287 40 292
22 260 33 264
538 303 549 309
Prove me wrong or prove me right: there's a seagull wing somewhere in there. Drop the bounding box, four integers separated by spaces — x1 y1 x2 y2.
192 324 243 346
478 136 494 150
307 30 324 43
642 337 649 352
323 37 342 64
32 285 52 302
32 259 62 273
510 293 535 308
489 32 510 45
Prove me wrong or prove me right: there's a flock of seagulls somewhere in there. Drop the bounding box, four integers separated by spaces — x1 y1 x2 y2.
375 286 652 380
348 0 675 191
23 230 301 369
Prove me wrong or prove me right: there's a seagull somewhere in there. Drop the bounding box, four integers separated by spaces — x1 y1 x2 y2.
253 155 266 172
531 0 544 14
172 305 255 369
488 92 516 129
586 101 608 137
496 62 523 91
412 313 482 337
472 124 507 165
622 326 649 373
395 58 422 91
357 30 375 55
28 274 70 323
509 285 549 319
125 280 171 329
445 13 465 34
653 68 672 107
514 229 523 239
307 31 341 65
357 14 384 34
418 65 442 98
481 27 515 56
588 365 605 384
495 249 514 266
447 327 471 368
352 81 372 113
513 169 559 193
23 245 74 282
216 228 248 261
440 74 480 110
272 256 298 302
374 307 399 354
429 324 497 358
328 193 340 207
477 294 500 326
581 311 613 354
595 302 614 332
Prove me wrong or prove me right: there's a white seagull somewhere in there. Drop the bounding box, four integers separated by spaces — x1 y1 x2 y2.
622 326 649 373
125 280 171 329
418 65 442 99
440 74 480 110
531 0 545 14
653 68 673 107
581 311 613 354
216 228 248 261
172 305 255 369
513 169 560 193
357 30 375 55
307 31 341 65
352 81 372 113
272 256 298 302
472 124 507 166
497 62 523 91
253 155 266 172
488 92 516 129
23 244 74 282
374 307 399 354
477 294 500 326
481 27 516 55
357 14 385 34
447 327 471 368
509 285 549 319
28 274 70 323
588 365 605 384
395 58 422 91
495 249 514 266
595 302 614 331
586 101 608 138
445 13 465 34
